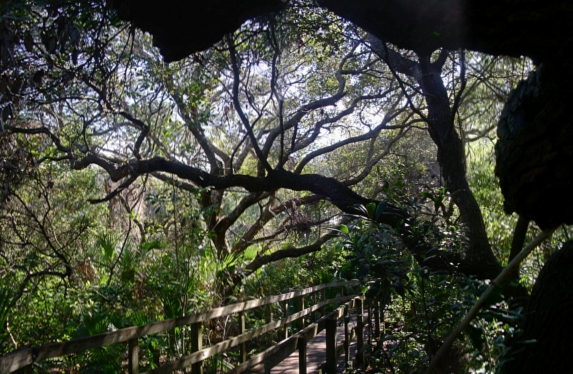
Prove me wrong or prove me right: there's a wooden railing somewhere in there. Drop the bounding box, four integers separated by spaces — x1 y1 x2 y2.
0 280 380 374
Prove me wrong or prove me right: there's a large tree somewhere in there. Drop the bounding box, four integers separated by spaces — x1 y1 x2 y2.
2 1 572 372
84 2 573 373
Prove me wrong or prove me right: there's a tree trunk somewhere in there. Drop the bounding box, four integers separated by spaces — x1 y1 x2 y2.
417 56 502 278
505 241 573 374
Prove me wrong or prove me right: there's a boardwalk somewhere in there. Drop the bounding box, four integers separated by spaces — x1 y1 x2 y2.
270 316 365 374
0 282 370 374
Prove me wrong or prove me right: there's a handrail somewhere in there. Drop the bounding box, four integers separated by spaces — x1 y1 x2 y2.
0 280 361 374
147 295 358 374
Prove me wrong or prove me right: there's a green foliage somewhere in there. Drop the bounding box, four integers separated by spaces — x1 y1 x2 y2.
339 207 528 373
0 2 547 373
467 142 517 262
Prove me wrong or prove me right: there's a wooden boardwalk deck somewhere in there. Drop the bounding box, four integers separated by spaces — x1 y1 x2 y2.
270 316 364 374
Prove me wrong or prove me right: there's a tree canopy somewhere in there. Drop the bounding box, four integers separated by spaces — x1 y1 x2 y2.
1 1 572 373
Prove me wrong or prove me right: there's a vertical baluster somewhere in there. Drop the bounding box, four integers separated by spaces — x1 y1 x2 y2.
344 305 350 368
374 299 381 340
284 299 289 340
325 317 338 374
128 338 139 374
367 298 373 347
320 288 326 318
191 322 203 374
312 291 318 323
356 298 364 369
298 336 307 374
295 294 304 332
239 311 247 363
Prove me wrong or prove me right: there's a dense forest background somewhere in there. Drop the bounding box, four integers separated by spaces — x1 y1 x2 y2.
1 1 571 373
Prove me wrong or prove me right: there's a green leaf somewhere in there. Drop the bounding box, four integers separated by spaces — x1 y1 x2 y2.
420 191 434 200
365 202 376 218
339 224 349 234
374 200 387 220
98 235 115 263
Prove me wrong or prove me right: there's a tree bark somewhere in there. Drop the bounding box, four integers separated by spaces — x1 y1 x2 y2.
416 56 502 278
505 241 573 374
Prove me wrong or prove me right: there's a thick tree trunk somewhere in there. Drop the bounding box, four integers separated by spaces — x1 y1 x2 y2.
417 57 502 278
505 241 573 374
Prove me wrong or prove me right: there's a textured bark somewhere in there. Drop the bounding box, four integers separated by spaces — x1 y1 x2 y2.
505 241 573 374
495 61 573 229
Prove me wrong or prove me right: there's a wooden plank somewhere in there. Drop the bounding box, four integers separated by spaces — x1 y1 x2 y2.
0 349 33 374
228 336 297 374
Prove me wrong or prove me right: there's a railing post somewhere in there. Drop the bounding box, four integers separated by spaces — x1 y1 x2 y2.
344 304 350 368
367 298 373 347
382 309 386 336
320 288 326 318
266 304 272 325
283 287 291 339
191 322 203 374
283 299 289 339
295 294 304 332
374 299 381 340
298 336 307 374
239 311 247 363
128 338 139 374
313 291 318 323
356 298 364 369
326 317 338 374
